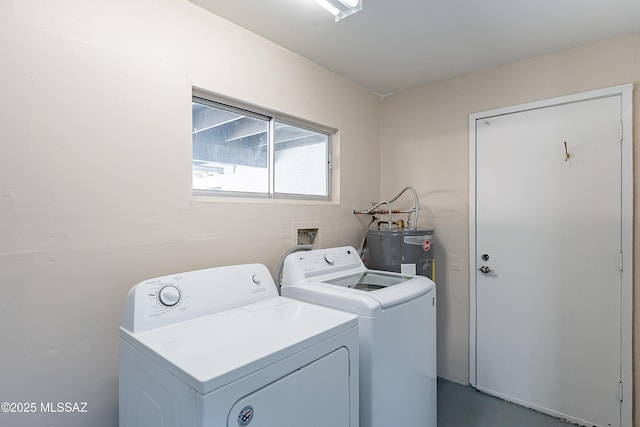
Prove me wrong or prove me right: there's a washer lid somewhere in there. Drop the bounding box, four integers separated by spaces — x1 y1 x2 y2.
282 274 434 316
119 297 357 394
325 270 413 291
325 271 433 308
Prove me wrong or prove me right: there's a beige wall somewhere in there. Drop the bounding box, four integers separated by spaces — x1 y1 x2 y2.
0 1 380 426
2 0 638 425
381 31 640 419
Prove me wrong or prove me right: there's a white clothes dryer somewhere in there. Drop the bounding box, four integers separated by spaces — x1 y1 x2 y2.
281 246 436 427
119 263 359 427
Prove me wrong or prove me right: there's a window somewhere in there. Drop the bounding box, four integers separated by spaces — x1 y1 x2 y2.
192 95 332 200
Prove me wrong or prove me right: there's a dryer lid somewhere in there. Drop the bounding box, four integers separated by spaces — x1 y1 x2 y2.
120 297 357 394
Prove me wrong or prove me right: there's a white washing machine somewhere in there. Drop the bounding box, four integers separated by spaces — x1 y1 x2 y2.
281 246 436 427
119 263 359 427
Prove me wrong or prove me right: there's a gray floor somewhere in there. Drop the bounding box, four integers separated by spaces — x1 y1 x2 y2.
437 379 576 427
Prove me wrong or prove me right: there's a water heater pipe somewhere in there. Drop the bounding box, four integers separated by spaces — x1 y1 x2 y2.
384 186 420 229
354 186 420 230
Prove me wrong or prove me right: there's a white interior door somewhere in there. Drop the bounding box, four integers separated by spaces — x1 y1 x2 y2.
472 92 627 427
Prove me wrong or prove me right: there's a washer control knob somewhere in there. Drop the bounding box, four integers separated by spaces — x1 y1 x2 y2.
324 254 338 265
158 285 181 307
251 274 261 284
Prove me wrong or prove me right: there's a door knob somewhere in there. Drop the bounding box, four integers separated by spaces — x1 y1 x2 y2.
479 266 494 274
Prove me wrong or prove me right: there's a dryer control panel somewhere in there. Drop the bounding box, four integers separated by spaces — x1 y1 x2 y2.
121 263 278 333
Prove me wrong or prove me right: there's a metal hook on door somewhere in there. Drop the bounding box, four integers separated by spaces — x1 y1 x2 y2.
563 141 570 162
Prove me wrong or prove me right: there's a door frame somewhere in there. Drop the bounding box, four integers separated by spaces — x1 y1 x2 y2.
468 84 633 426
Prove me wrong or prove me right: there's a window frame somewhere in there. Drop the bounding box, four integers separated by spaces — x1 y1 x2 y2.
192 91 334 201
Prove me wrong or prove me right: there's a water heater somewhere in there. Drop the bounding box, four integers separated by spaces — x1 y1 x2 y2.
365 229 435 281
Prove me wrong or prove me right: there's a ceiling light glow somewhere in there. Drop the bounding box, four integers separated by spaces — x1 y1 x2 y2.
312 0 362 21
339 0 359 8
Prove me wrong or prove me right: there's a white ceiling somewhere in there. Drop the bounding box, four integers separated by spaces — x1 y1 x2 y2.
189 0 640 96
